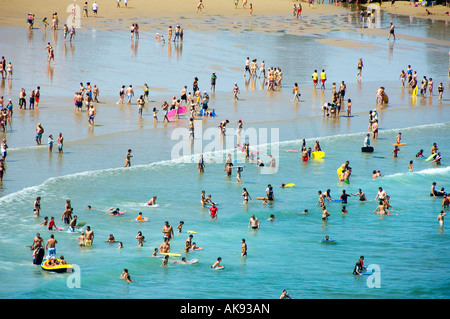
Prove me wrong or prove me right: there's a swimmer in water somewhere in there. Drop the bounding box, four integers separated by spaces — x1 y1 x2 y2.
441 195 449 209
248 214 260 229
241 239 247 256
317 191 325 207
136 212 146 221
321 206 330 221
408 161 414 172
211 257 222 269
437 210 446 226
352 189 366 201
146 196 157 206
107 234 116 242
177 221 184 233
373 201 387 215
161 255 169 266
242 188 251 204
416 149 424 159
392 146 400 158
353 256 367 275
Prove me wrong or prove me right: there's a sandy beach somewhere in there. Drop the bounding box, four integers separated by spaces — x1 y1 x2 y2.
1 0 448 31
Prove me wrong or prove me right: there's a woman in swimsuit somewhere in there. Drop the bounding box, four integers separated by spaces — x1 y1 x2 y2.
242 188 251 204
130 24 135 39
6 62 12 79
34 197 41 216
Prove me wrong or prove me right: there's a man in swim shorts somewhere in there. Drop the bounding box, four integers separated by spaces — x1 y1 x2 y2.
321 206 330 221
85 226 94 246
248 215 260 229
387 22 395 41
35 123 44 145
126 85 134 104
88 105 96 126
46 234 57 257
244 57 250 76
162 221 174 240
241 239 247 256
375 187 387 201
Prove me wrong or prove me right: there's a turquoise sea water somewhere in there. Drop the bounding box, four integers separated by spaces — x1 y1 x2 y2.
1 123 449 299
0 8 449 299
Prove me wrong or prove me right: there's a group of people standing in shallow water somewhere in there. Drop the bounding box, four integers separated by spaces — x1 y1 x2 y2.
399 64 445 100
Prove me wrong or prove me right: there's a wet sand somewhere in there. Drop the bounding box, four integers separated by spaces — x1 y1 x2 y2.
0 0 449 198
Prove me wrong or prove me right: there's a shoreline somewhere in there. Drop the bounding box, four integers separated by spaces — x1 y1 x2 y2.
1 0 448 31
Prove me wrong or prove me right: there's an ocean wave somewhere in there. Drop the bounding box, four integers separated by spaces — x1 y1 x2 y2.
1 122 448 206
382 166 450 181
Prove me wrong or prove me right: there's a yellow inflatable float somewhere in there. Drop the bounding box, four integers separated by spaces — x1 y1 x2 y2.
41 258 74 273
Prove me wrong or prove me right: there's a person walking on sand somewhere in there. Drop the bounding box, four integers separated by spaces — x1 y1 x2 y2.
88 105 96 126
320 69 327 90
293 83 301 101
312 70 318 89
387 23 395 41
47 44 55 64
92 1 98 17
196 0 204 13
161 101 169 122
233 83 240 100
137 95 144 116
126 85 134 104
117 85 125 104
258 60 265 78
356 58 363 80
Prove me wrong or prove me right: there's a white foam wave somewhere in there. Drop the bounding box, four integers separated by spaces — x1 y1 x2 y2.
382 166 450 180
1 122 448 205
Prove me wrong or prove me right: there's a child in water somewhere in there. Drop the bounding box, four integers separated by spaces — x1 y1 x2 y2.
392 146 400 158
416 149 424 159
